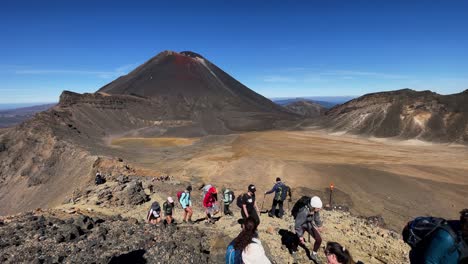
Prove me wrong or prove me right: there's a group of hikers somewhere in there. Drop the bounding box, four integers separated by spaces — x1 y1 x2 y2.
144 176 468 264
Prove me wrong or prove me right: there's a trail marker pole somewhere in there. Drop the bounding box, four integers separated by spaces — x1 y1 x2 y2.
329 183 334 208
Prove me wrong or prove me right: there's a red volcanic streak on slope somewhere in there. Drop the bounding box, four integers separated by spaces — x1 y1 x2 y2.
171 53 201 81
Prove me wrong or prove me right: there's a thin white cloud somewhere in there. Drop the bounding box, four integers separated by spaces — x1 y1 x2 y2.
321 70 409 79
263 75 297 83
13 63 138 79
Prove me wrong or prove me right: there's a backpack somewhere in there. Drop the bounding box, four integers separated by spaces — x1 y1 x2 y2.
236 193 246 209
150 201 160 211
275 183 289 201
403 217 468 263
225 242 242 264
177 191 183 203
291 196 311 219
202 184 212 198
224 189 235 205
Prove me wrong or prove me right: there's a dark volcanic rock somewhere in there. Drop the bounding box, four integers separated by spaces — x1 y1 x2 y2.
0 212 212 264
123 180 149 205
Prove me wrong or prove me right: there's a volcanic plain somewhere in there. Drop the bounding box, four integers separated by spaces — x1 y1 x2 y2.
108 128 468 230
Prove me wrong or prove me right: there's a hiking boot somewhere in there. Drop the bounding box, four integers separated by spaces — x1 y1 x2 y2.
183 220 187 224
268 212 274 218
309 253 321 264
188 220 194 224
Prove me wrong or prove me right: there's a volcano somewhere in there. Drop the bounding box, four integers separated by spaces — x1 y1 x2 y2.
0 50 298 215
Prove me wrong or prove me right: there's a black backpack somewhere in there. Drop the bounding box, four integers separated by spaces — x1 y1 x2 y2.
236 193 246 208
150 201 160 211
403 217 468 263
291 196 311 219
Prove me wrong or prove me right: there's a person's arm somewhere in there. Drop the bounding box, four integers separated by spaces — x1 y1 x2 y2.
423 229 456 264
265 184 277 195
295 209 307 238
243 204 249 217
313 211 323 228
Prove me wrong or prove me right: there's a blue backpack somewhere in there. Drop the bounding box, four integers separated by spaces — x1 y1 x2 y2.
225 242 242 264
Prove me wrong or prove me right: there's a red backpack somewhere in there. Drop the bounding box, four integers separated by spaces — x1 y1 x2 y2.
177 191 183 203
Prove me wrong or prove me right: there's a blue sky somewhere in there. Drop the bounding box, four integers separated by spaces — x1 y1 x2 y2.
1 0 467 103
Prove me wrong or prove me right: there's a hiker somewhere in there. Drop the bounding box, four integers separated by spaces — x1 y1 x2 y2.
324 242 363 264
222 187 235 216
146 201 161 225
203 185 219 224
238 184 260 226
180 185 194 224
264 177 289 218
95 171 105 185
403 208 468 264
225 216 271 264
163 197 175 225
294 196 323 263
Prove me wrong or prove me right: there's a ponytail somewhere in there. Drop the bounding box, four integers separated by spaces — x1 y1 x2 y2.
325 242 356 264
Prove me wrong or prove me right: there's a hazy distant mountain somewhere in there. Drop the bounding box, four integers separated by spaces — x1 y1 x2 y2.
0 103 56 128
322 88 468 143
284 100 326 117
272 96 355 109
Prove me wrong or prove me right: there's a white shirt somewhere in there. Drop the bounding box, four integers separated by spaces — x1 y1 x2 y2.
242 238 271 264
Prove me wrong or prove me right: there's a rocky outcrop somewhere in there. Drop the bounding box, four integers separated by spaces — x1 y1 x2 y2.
322 89 468 143
0 212 212 264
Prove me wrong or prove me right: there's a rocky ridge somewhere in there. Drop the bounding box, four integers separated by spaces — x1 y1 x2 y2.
322 88 468 143
10 174 410 264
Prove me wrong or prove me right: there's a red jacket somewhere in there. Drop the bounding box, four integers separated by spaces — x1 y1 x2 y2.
203 186 217 208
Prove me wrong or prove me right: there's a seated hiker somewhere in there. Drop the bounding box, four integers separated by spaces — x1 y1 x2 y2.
264 177 289 218
226 216 271 264
294 196 323 264
95 171 105 185
180 185 194 224
203 185 219 224
222 187 235 216
324 241 364 264
403 208 468 264
163 197 175 225
146 201 161 225
238 184 260 226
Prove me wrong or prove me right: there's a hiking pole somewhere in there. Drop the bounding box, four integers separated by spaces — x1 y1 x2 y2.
260 194 266 213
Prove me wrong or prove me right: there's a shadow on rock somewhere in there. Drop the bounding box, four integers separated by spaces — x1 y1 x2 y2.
109 249 147 264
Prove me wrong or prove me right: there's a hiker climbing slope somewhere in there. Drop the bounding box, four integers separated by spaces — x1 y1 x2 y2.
179 185 193 224
237 184 260 226
163 197 175 225
402 208 468 264
293 196 324 264
222 187 235 216
264 177 289 218
203 185 219 224
226 216 271 264
146 201 162 225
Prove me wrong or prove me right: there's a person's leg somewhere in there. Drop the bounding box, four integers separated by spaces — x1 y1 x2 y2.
187 207 193 221
251 210 260 226
183 208 188 221
224 203 229 215
270 199 278 216
278 200 284 217
309 226 322 253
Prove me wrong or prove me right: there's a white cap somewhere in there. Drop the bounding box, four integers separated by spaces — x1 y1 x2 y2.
310 196 322 209
167 197 174 203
